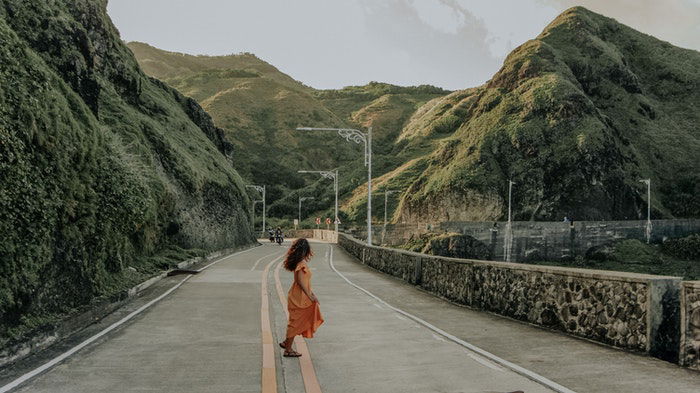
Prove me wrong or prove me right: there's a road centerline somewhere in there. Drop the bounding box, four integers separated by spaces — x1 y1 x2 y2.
260 255 285 393
272 248 323 393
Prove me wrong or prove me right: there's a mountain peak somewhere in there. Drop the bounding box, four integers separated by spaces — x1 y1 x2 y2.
392 5 700 222
539 6 612 37
125 41 309 91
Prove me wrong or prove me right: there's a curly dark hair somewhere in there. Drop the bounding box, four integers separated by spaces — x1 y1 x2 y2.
283 238 313 271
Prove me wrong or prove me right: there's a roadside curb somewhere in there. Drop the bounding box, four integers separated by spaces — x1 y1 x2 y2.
0 243 260 369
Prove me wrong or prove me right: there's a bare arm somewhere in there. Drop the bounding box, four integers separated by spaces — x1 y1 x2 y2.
294 269 318 303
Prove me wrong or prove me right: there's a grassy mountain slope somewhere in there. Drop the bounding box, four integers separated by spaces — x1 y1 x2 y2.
126 41 307 91
129 41 359 219
128 7 698 227
378 6 700 223
0 0 254 344
127 43 449 225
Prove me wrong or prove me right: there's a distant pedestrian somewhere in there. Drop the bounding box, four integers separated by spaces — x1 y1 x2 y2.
279 238 324 357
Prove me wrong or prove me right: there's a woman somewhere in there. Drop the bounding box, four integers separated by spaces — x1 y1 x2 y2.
279 238 324 357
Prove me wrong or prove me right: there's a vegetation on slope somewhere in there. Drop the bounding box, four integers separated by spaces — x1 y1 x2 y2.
129 7 699 229
385 7 700 223
128 43 449 227
0 0 254 345
532 237 700 280
397 232 492 260
127 41 309 91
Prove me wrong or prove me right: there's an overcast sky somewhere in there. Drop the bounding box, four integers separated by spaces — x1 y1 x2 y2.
107 0 700 90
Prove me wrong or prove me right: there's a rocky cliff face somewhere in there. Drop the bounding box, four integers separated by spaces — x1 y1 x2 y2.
392 7 700 223
0 0 254 344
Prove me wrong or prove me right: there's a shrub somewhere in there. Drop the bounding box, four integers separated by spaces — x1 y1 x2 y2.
662 234 700 260
432 114 461 134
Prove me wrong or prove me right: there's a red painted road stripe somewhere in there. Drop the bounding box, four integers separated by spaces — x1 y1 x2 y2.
273 256 323 393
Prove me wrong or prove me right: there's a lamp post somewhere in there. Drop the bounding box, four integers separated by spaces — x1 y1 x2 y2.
508 180 514 225
381 190 399 244
246 184 265 236
639 179 652 243
299 169 339 233
252 199 262 234
504 180 515 262
298 196 315 229
383 190 399 226
297 127 372 245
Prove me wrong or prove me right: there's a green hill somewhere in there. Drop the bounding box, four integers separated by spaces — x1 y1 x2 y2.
128 6 699 228
377 6 700 223
127 41 309 92
127 43 449 224
0 0 254 344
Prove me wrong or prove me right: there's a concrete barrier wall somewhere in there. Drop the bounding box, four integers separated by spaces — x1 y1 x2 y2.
337 233 682 361
313 229 337 243
287 230 337 243
287 229 315 239
680 281 700 370
357 219 700 262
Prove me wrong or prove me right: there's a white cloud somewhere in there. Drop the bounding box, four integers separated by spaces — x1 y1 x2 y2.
107 0 700 91
357 0 500 88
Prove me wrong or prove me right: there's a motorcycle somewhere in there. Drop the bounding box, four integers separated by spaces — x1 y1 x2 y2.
275 234 284 245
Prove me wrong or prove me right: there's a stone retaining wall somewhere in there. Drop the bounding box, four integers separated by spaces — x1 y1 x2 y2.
680 281 700 370
338 233 682 361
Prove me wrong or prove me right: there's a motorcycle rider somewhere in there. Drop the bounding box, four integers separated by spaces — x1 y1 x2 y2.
268 229 275 243
275 227 284 245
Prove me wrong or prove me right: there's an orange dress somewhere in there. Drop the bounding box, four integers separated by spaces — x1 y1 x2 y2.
286 261 324 338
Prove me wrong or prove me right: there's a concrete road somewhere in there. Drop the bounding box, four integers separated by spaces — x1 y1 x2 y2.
3 240 697 392
7 245 284 393
320 243 700 393
272 243 551 393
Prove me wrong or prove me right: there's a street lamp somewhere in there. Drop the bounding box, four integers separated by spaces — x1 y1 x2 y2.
297 127 372 245
298 169 339 233
504 180 515 262
383 190 399 226
246 184 266 236
298 196 315 229
252 199 262 234
639 179 652 243
381 190 399 244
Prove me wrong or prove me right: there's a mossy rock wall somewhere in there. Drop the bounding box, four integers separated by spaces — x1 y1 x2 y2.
0 0 254 344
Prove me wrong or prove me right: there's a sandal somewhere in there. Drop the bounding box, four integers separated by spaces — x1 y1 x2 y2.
283 350 302 357
278 342 286 350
